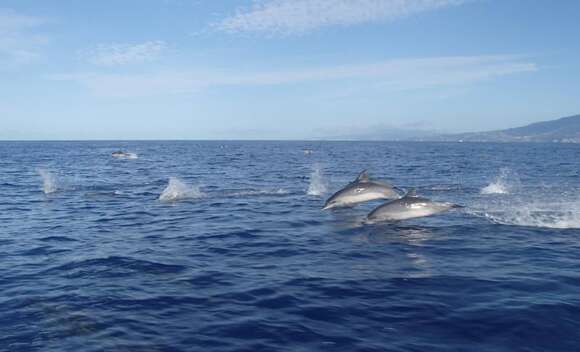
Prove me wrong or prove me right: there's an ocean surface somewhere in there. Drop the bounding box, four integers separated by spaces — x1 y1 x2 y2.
1 141 579 352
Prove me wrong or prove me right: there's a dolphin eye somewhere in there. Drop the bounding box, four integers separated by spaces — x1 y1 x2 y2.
355 188 364 193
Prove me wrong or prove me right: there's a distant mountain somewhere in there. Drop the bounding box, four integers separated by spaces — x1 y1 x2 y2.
429 114 580 143
325 128 438 141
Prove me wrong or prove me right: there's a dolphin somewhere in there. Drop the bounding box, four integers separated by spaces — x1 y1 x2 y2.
322 170 401 210
366 188 463 223
112 151 138 159
112 150 129 157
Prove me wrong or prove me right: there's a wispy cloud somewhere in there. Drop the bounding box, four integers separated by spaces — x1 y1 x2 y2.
79 40 167 66
217 0 469 35
50 55 536 98
0 9 44 31
0 8 48 66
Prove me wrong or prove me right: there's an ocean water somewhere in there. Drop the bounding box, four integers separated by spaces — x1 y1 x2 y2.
1 141 579 352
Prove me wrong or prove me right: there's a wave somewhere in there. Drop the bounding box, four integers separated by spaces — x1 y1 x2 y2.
426 184 463 191
84 190 125 198
37 168 58 194
228 189 289 197
159 177 204 202
481 168 520 194
307 164 327 196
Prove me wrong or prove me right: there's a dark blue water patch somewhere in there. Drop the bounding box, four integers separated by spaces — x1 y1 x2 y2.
42 256 188 279
196 230 264 241
0 182 21 188
425 302 580 352
95 295 213 315
181 271 239 289
0 238 16 246
19 246 72 256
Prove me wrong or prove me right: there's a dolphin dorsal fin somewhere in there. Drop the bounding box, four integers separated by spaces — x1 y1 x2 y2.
405 188 418 197
355 170 369 182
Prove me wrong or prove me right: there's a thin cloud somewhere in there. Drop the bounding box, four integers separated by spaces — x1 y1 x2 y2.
217 0 469 35
0 8 48 66
79 40 167 66
0 8 45 31
50 55 537 98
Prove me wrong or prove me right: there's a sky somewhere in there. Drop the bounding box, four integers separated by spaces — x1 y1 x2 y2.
1 0 580 140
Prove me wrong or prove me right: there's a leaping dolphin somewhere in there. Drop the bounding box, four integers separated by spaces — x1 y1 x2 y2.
366 188 463 223
322 170 400 210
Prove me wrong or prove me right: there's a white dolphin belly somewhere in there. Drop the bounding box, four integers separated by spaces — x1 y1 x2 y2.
341 192 388 205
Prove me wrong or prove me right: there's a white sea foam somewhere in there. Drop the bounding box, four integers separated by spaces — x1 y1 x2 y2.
124 153 139 160
480 168 519 194
37 169 57 194
428 184 462 191
159 177 204 202
473 199 580 229
471 182 580 229
229 189 289 197
307 164 327 196
112 152 138 159
481 183 507 194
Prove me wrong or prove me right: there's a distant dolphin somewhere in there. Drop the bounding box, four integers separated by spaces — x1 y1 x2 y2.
322 170 400 210
366 188 463 223
112 150 129 157
112 151 138 159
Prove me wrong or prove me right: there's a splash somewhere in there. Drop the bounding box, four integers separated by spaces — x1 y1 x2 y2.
37 169 58 194
472 199 580 229
159 177 204 202
471 180 580 229
481 168 520 194
307 165 327 196
481 183 507 194
112 151 138 159
124 153 139 160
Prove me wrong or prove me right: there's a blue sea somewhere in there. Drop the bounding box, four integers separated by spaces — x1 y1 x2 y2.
1 141 579 352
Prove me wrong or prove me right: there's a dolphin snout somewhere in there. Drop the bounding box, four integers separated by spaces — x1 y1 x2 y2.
322 199 336 210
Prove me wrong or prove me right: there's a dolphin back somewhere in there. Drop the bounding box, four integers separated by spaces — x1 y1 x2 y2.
366 192 461 222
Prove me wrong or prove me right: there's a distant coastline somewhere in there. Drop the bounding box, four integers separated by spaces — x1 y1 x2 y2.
424 114 580 143
1 114 579 143
319 114 580 143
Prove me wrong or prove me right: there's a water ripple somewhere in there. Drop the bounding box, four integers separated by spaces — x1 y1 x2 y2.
1 141 579 352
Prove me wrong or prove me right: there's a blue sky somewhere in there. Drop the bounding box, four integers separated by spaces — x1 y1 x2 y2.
1 0 579 140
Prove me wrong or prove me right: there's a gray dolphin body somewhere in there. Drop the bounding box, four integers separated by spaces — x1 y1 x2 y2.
112 151 130 158
323 170 400 210
366 189 462 223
